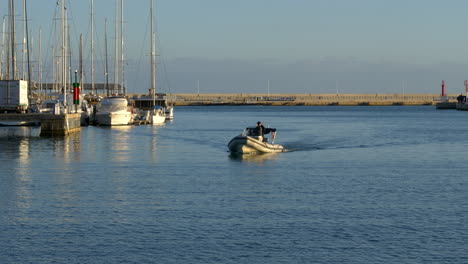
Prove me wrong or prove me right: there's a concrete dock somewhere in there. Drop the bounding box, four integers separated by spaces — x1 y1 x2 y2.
0 113 81 136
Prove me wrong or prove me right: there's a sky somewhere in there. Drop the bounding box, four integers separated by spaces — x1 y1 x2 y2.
2 0 468 94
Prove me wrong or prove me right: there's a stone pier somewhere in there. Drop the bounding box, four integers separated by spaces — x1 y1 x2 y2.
0 113 81 136
39 113 81 136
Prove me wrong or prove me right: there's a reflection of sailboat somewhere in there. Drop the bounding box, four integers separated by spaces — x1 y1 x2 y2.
0 126 40 136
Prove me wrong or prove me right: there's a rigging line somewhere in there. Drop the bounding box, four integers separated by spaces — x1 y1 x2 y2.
82 16 108 87
134 5 151 93
64 0 81 75
94 23 106 85
153 13 172 94
41 2 61 85
154 38 169 93
153 27 172 93
25 0 31 100
77 22 91 86
159 51 172 94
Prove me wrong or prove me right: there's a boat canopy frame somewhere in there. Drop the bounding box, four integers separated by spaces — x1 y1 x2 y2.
242 127 277 137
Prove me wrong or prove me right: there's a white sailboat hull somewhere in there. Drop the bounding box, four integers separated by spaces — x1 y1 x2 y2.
165 106 174 120
134 109 166 124
151 112 166 124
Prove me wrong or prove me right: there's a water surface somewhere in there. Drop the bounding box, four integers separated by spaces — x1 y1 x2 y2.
1 106 467 263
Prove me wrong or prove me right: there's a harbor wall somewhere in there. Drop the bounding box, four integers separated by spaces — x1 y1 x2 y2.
39 113 81 136
0 113 81 136
140 93 455 106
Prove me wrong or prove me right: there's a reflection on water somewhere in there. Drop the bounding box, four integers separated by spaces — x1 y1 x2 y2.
1 106 468 263
101 126 133 163
53 132 82 162
229 152 279 163
149 125 162 161
0 127 40 137
92 125 164 164
16 138 33 215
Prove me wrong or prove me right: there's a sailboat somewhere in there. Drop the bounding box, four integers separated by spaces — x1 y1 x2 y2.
134 0 166 124
94 0 133 126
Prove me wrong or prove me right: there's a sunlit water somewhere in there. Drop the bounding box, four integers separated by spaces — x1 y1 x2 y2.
1 106 467 263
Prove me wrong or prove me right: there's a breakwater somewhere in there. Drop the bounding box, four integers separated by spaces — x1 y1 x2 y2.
0 113 81 136
158 93 453 106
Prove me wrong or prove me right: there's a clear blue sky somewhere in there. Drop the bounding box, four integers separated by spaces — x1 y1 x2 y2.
2 0 468 94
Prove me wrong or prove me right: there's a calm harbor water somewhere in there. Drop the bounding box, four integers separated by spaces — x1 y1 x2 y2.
1 105 468 263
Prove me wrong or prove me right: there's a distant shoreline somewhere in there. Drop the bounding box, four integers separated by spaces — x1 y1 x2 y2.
142 93 449 106
173 102 431 106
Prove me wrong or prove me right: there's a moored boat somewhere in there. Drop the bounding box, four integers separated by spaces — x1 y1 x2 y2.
130 0 174 124
436 102 456 109
165 106 174 120
228 126 284 154
95 96 133 126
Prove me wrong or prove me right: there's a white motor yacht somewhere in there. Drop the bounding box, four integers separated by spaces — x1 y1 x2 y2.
228 126 284 154
95 96 133 126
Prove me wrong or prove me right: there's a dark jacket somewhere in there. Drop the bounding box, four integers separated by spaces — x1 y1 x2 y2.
254 125 266 136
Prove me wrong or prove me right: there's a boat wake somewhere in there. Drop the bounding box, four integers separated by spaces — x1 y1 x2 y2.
282 144 322 152
283 138 400 152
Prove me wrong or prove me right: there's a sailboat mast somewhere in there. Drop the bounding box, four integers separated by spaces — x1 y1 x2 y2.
79 34 84 88
29 36 32 81
120 0 125 95
113 0 119 95
0 16 5 80
22 0 26 80
53 7 58 92
10 0 17 79
67 21 72 93
24 0 31 103
5 14 9 79
62 0 67 106
90 0 95 93
151 0 155 105
38 27 42 92
105 18 109 96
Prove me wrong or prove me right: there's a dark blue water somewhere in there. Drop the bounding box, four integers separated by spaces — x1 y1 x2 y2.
1 106 468 263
